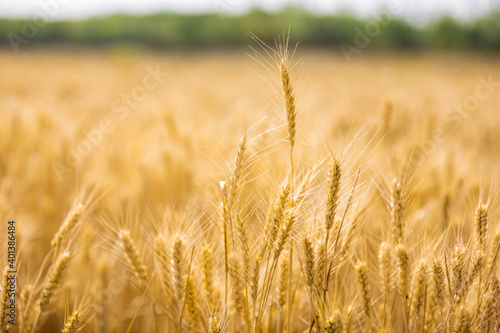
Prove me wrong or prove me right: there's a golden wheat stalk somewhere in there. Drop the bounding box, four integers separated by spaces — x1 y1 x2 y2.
51 203 85 249
379 241 392 328
410 259 428 322
396 244 409 299
390 178 405 245
229 254 246 322
280 57 296 151
303 236 316 290
453 305 471 333
208 315 221 333
452 246 466 303
355 261 372 321
119 230 148 287
171 236 185 303
323 157 341 298
154 235 172 299
201 243 216 311
185 274 200 332
324 309 342 332
39 252 70 311
274 211 295 259
29 252 71 333
474 202 488 252
425 257 445 331
61 310 80 333
229 133 247 208
267 183 291 251
236 215 250 282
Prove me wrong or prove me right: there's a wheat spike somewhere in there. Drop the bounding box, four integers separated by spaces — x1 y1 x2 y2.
302 236 316 289
154 235 171 298
61 310 80 333
396 244 409 299
185 274 200 332
51 203 84 248
411 259 428 319
228 254 245 318
280 58 297 150
452 246 466 303
119 230 148 287
486 229 500 278
274 211 295 258
425 257 445 330
325 157 341 231
324 309 342 333
201 243 215 310
19 283 33 328
390 179 405 244
457 250 484 304
236 215 250 282
355 261 372 320
208 315 221 333
250 247 264 303
171 236 185 302
453 305 471 333
229 133 247 208
474 202 488 252
267 183 291 250
379 242 393 298
277 253 289 309
315 243 326 293
39 252 70 311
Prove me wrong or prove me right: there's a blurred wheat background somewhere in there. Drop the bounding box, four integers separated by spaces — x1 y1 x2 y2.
1 2 500 333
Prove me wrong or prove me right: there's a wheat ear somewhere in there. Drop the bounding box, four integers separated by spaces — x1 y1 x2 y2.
185 274 200 332
39 252 70 311
410 259 428 322
119 230 148 288
154 235 171 299
229 133 247 208
51 203 85 249
425 257 445 331
171 236 185 303
280 57 296 151
208 315 221 333
323 157 341 297
201 243 215 311
379 241 393 328
474 202 488 252
61 309 80 333
390 178 405 244
355 261 372 320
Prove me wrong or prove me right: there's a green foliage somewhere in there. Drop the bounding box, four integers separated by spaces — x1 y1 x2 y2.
1 8 499 51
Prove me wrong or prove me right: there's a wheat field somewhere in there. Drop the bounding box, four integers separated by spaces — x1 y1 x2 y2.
1 46 500 333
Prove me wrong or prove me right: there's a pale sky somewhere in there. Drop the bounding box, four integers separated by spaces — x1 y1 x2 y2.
0 0 498 21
